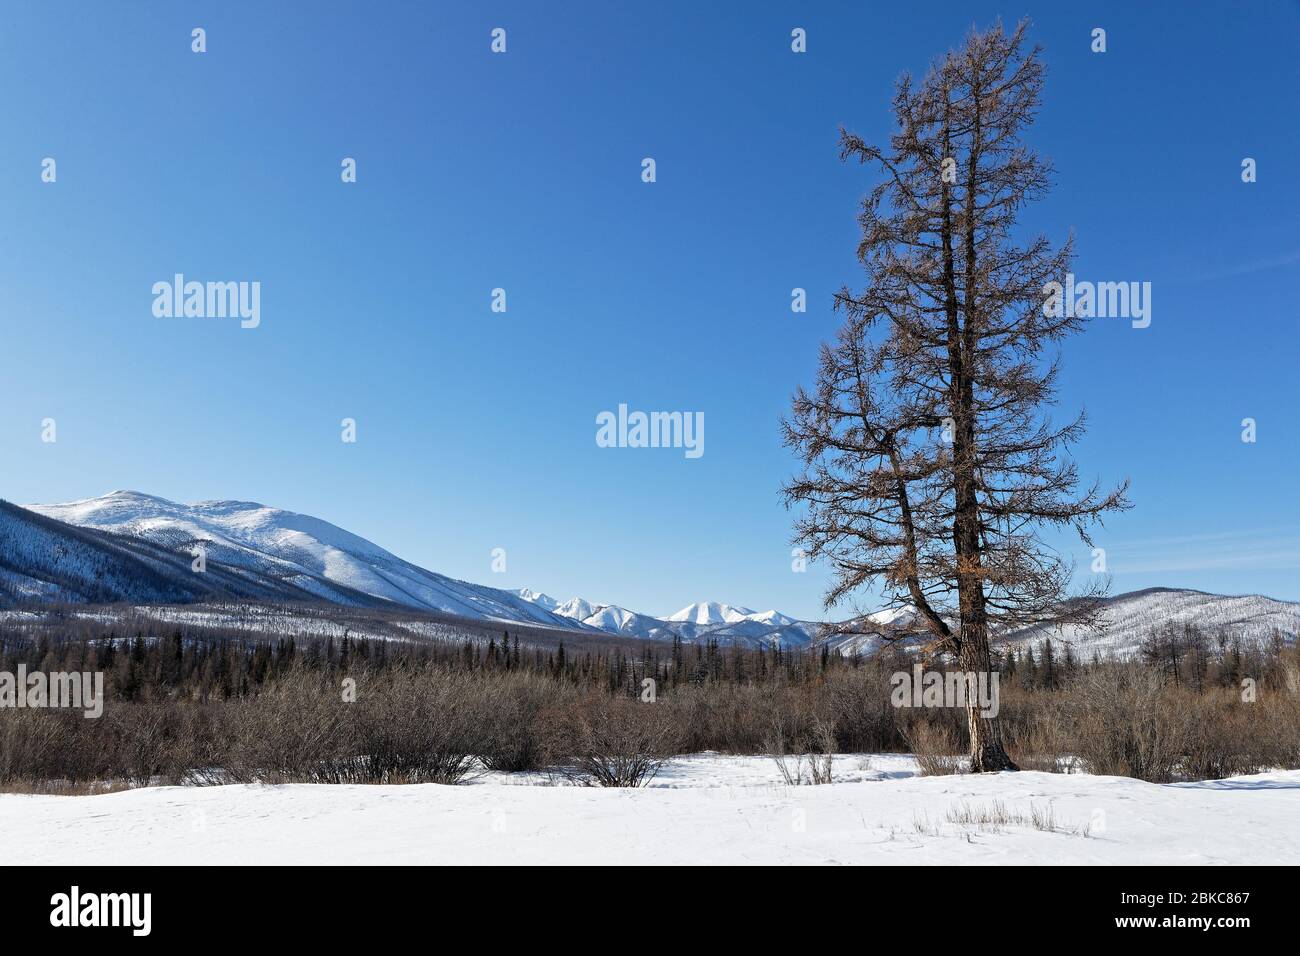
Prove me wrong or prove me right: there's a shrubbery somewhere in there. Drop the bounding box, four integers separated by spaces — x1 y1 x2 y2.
1 631 1297 790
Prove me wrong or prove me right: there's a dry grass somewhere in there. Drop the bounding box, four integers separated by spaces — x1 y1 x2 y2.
943 799 1091 836
902 720 967 776
766 712 837 785
0 778 133 796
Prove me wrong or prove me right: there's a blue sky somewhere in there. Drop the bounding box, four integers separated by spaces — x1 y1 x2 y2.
1 1 1297 619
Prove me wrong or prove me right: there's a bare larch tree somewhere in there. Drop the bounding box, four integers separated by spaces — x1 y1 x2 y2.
782 21 1130 772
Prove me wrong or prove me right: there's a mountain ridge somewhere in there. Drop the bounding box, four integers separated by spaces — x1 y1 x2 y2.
8 491 1299 655
21 491 594 632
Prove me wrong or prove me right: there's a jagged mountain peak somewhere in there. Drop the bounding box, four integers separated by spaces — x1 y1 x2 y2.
667 601 758 625
510 589 559 611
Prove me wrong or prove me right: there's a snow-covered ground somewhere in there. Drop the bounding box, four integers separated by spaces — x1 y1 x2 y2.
3 754 1296 865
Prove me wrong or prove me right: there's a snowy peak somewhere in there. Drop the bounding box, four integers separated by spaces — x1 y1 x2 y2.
866 605 921 628
553 597 599 621
511 589 559 611
524 594 814 645
583 605 652 633
668 601 757 625
543 598 673 640
745 609 797 627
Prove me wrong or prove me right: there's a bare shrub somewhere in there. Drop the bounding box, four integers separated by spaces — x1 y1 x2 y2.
771 752 808 786
105 702 189 787
1263 689 1300 770
558 695 680 787
1283 661 1300 699
766 710 836 785
0 777 131 795
1177 693 1246 780
174 705 235 786
1065 666 1185 782
672 682 786 754
1004 692 1072 773
478 673 567 773
807 742 834 785
902 720 965 776
350 668 484 784
823 668 904 753
4 633 1294 792
222 668 352 783
221 665 485 785
0 709 103 788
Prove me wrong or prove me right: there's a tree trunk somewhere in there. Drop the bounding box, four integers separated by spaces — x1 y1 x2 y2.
957 619 1018 772
951 66 1016 774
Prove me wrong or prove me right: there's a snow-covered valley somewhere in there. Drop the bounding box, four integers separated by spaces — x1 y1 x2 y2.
4 754 1296 865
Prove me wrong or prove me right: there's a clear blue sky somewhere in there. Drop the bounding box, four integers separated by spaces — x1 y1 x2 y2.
1 1 1297 619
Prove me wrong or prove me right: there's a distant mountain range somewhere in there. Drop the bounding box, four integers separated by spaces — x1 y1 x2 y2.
508 593 818 646
3 491 1297 656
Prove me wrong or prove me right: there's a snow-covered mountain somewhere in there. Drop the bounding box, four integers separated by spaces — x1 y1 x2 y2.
581 605 679 641
667 601 757 625
515 592 819 646
13 492 1297 656
866 605 921 629
683 616 818 647
1000 587 1300 658
21 491 590 630
816 590 1300 659
0 499 381 608
662 602 815 642
745 608 798 627
813 605 928 655
527 596 677 641
510 589 559 611
14 491 813 645
552 596 599 622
